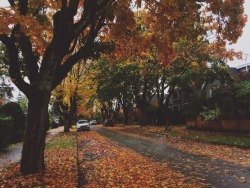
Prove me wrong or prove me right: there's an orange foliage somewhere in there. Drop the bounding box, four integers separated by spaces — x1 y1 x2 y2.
78 131 207 187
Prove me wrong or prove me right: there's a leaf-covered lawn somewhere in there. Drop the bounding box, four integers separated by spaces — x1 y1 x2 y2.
0 131 77 188
109 125 250 167
77 131 207 187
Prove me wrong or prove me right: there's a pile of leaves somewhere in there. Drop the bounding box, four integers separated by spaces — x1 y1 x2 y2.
77 131 206 187
110 125 250 167
0 131 77 187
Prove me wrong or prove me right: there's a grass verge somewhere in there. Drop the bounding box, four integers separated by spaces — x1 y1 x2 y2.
182 131 250 148
118 125 250 148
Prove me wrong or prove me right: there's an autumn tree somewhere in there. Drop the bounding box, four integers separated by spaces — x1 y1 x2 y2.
75 61 97 120
52 62 86 132
0 0 136 174
108 1 246 125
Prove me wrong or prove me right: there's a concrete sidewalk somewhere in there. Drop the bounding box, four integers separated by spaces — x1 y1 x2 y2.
0 126 64 168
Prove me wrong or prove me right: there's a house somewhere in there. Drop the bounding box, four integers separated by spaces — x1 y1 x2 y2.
236 63 250 73
0 76 19 106
168 64 249 113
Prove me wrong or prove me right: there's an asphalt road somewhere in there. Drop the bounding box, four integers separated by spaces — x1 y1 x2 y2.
93 126 250 188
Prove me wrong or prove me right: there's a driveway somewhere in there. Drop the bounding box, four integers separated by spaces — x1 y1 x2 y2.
93 126 250 188
0 126 64 168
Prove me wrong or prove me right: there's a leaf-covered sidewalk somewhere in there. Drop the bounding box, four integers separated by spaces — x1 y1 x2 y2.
77 131 206 187
109 125 250 167
93 125 250 187
0 131 77 188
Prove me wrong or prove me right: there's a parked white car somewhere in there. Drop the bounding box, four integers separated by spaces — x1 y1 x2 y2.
90 120 97 125
76 120 90 131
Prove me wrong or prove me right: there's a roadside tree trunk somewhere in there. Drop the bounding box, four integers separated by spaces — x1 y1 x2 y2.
64 114 71 132
20 91 51 174
122 106 130 125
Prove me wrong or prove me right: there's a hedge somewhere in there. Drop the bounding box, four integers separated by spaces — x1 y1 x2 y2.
0 116 13 150
0 102 25 145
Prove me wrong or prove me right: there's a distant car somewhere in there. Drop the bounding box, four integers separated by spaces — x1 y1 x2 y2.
52 118 60 128
103 119 114 127
76 120 90 131
90 120 97 125
54 119 60 125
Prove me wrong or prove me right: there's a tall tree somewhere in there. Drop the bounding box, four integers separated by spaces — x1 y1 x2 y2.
92 58 138 124
0 0 135 174
52 62 85 132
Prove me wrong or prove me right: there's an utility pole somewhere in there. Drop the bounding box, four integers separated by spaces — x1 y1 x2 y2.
245 54 249 72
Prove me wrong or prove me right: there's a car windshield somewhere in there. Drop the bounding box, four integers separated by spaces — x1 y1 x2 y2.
78 120 88 124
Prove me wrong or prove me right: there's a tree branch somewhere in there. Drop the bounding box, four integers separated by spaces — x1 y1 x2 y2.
18 35 39 84
68 0 80 17
62 0 67 10
52 52 82 89
0 34 32 97
73 0 113 36
18 0 28 15
8 0 15 6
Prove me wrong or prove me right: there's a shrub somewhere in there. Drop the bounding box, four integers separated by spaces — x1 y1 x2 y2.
200 107 220 121
0 102 25 143
0 116 13 150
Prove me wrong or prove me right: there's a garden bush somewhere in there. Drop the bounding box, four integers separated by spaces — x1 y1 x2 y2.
0 116 13 150
0 102 25 143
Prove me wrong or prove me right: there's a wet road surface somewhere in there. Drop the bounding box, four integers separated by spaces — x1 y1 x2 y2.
93 126 250 188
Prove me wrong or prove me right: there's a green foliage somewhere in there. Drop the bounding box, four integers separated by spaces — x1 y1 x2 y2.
0 102 25 143
183 132 250 148
210 86 235 117
200 107 220 121
48 109 56 130
236 81 250 105
182 92 209 118
92 112 102 123
0 116 13 150
18 95 28 112
92 58 139 121
207 59 234 85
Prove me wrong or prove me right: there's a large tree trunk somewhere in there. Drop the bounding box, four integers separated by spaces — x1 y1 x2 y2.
139 106 147 126
64 113 71 132
156 107 166 125
20 91 51 175
122 106 129 125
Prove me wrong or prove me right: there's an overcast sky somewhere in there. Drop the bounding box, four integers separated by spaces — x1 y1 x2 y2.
0 0 249 67
227 1 250 67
